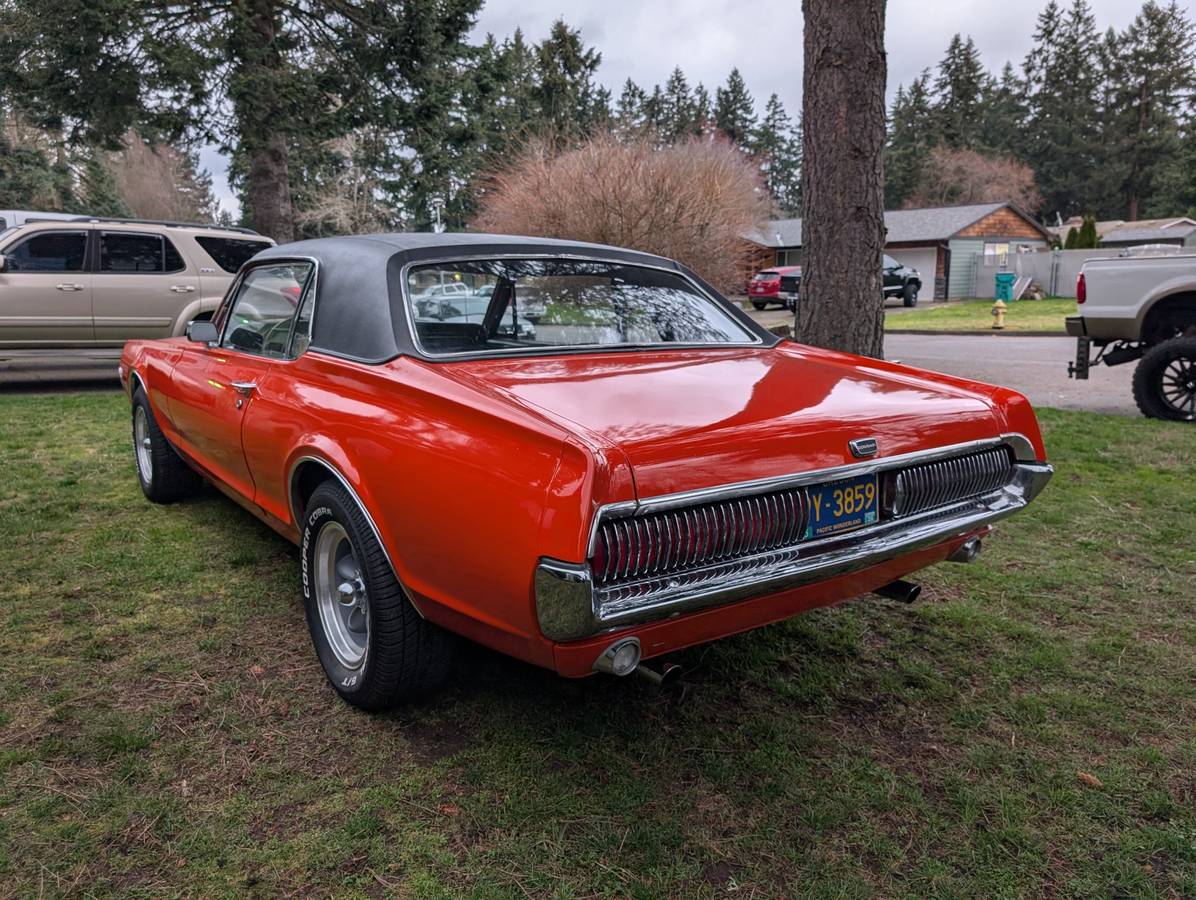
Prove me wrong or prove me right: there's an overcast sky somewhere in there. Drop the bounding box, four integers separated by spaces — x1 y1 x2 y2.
203 0 1184 215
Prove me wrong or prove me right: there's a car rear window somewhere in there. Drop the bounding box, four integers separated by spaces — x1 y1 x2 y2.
752 271 779 280
406 258 756 358
195 236 272 273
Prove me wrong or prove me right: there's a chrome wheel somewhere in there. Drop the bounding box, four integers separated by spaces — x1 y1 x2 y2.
134 406 153 482
314 521 369 669
1160 356 1196 419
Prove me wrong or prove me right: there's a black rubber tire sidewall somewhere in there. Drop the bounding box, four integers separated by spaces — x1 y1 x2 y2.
903 283 919 307
301 497 375 699
131 388 200 503
1132 337 1196 422
751 301 767 310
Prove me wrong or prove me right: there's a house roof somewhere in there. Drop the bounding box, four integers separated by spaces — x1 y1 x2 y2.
1047 217 1196 244
749 202 1047 248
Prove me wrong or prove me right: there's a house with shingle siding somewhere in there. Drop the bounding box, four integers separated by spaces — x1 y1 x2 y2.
745 202 1052 299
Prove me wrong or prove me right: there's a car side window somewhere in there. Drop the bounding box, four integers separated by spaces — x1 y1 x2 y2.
3 231 87 272
221 263 314 359
99 232 186 274
883 255 899 269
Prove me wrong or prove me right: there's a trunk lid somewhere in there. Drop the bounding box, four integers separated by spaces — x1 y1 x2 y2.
446 345 1002 498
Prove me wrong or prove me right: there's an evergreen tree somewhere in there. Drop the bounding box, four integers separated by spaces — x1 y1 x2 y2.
884 70 937 208
1078 214 1099 247
1022 0 1103 218
659 67 697 143
933 34 986 149
978 63 1026 157
714 68 756 146
693 84 712 134
1100 1 1196 219
644 85 666 133
615 78 649 134
753 94 801 214
534 19 604 141
1063 225 1080 248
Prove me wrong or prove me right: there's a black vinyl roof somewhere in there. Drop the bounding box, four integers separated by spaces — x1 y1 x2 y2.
252 233 773 363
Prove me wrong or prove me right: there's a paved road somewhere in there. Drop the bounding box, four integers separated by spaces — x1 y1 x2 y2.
0 334 1136 417
884 333 1137 417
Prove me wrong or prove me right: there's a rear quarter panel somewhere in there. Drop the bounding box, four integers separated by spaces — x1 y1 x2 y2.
246 353 615 668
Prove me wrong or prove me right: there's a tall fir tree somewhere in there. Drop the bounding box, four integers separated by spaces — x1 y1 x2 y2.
884 70 937 208
714 68 757 146
1022 0 1103 218
979 62 1027 157
753 94 802 214
693 84 712 134
534 19 604 141
615 78 649 135
1100 1 1196 219
659 67 697 143
933 34 986 149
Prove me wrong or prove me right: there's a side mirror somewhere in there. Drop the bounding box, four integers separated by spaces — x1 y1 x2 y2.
187 320 219 343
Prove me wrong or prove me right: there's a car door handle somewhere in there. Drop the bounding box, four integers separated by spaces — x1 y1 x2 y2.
231 381 257 397
170 284 196 293
56 283 85 291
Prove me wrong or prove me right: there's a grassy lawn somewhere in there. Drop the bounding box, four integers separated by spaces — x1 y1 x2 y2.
1 392 1194 897
887 297 1077 333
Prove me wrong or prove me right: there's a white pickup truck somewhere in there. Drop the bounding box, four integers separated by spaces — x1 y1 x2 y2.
1067 252 1196 421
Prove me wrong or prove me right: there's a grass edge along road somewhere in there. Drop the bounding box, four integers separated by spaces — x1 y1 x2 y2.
885 297 1076 333
0 392 1193 897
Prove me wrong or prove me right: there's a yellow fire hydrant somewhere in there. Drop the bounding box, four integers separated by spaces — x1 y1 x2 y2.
991 299 1007 330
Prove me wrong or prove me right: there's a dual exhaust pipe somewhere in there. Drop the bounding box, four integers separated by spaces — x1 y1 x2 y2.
872 537 982 604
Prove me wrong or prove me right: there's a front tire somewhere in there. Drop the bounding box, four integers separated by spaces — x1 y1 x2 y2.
903 283 919 307
301 480 454 710
131 388 201 503
1132 337 1196 421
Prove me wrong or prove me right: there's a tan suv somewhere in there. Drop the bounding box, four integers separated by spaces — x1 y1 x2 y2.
0 216 274 358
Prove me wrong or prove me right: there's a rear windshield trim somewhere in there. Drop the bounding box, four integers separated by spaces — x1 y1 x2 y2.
395 253 768 362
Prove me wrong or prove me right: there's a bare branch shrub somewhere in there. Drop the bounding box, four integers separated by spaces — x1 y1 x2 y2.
470 133 773 292
906 146 1043 212
108 132 219 222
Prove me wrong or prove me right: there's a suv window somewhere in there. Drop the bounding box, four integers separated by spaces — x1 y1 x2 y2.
222 263 314 358
883 255 900 269
100 231 186 273
195 236 272 273
4 231 87 272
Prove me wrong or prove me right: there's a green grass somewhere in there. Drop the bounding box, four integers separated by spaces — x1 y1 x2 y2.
1 392 1194 897
886 297 1077 333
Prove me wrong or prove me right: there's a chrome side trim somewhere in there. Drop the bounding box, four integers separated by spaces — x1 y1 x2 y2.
287 455 426 619
585 433 1038 556
540 460 1052 642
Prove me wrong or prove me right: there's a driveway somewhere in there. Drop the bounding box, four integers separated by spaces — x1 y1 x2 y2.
885 334 1136 417
0 357 121 393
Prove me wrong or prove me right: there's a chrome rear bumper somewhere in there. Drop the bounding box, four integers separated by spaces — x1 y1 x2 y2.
535 456 1051 642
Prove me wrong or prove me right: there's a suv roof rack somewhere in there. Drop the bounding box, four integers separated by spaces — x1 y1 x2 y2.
57 215 261 236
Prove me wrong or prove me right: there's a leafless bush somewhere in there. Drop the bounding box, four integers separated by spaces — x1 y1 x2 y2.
470 133 773 292
906 146 1043 212
109 132 218 222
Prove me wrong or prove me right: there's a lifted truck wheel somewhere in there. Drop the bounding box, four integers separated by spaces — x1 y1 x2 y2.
902 283 919 307
1132 336 1196 421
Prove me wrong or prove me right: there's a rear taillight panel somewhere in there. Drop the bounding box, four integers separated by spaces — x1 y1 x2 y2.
1076 273 1086 304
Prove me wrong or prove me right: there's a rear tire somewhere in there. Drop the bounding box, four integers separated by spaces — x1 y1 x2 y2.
903 283 919 307
131 388 201 503
301 480 454 710
1132 336 1196 421
751 301 767 311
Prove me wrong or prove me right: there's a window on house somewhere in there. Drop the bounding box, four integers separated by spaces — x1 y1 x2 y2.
983 242 1010 266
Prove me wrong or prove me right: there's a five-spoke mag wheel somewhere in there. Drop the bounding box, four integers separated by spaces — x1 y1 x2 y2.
313 521 370 670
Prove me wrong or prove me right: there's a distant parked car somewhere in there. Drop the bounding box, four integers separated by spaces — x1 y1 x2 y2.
0 216 273 359
747 265 801 310
882 255 922 307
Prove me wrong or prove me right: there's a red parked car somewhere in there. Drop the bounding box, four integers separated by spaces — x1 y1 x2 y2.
120 234 1052 710
747 265 801 310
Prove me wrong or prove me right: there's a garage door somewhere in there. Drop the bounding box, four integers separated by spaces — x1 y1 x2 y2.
885 248 938 299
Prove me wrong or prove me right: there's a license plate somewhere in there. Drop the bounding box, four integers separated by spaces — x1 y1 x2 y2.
805 474 878 539
781 291 798 300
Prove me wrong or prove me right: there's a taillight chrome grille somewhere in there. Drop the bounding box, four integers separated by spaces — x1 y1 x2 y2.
889 446 1016 518
592 488 808 586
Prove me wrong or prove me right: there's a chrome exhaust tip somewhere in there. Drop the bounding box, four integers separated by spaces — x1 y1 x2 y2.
633 662 683 689
592 637 641 677
947 537 982 564
873 579 922 604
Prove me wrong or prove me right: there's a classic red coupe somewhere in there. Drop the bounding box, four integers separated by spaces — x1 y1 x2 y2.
119 234 1052 710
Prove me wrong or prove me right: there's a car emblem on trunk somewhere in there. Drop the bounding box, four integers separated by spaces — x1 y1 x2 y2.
849 437 879 458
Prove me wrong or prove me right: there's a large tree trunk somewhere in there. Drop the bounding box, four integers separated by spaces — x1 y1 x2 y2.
234 0 294 243
797 0 887 358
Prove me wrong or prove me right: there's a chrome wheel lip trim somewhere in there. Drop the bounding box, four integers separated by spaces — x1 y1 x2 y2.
134 406 153 482
314 521 369 670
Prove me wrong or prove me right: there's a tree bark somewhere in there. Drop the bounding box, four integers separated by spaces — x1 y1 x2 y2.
234 0 295 243
797 0 887 358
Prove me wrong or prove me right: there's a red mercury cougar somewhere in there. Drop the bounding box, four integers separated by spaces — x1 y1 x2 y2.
119 234 1051 710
